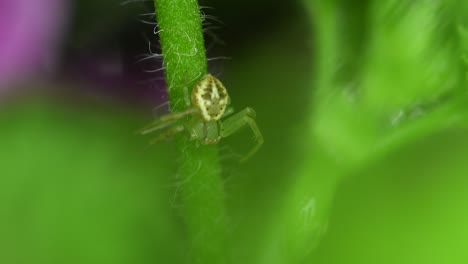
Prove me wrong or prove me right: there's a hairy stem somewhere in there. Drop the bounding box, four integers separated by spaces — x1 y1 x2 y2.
153 1 227 263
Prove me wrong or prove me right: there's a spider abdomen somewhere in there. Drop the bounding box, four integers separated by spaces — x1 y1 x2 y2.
191 74 229 121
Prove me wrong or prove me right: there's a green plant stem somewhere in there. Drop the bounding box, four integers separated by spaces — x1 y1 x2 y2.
153 1 227 263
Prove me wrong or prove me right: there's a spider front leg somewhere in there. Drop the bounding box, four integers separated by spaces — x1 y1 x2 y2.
220 107 264 162
148 125 185 145
137 107 198 135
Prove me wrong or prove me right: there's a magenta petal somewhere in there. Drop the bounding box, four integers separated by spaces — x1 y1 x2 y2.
0 0 69 90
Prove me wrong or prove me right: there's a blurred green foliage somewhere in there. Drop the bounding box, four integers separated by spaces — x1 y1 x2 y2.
310 127 468 264
0 96 184 263
2 0 468 263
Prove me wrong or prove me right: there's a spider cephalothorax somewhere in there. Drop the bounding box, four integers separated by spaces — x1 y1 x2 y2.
139 74 263 162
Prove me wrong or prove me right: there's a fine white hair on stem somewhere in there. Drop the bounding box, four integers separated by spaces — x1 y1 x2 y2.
138 12 156 17
199 5 226 53
207 56 231 62
120 0 152 6
153 27 163 35
139 19 158 25
136 53 162 63
199 4 223 26
143 66 165 73
170 160 201 207
204 28 225 48
203 25 222 32
137 41 163 61
136 42 164 73
130 0 163 65
199 5 215 11
148 40 162 57
174 47 198 58
185 71 203 87
210 70 225 79
200 11 225 25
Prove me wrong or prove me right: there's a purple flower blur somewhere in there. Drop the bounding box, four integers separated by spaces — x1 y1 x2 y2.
0 0 68 90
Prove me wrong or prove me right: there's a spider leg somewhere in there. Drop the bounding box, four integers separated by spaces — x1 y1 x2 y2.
220 107 264 162
151 101 170 118
221 107 235 118
137 107 198 135
149 125 185 145
183 71 201 107
184 84 191 107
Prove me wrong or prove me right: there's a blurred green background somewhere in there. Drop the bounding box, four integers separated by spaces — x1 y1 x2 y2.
1 0 468 263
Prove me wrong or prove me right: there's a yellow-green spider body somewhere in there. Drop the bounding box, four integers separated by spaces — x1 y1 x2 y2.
139 74 263 161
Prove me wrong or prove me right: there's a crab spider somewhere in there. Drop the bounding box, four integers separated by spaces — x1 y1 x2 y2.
138 74 264 162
